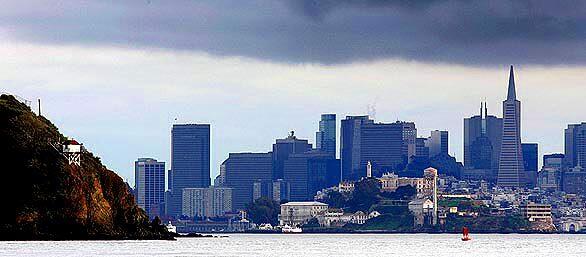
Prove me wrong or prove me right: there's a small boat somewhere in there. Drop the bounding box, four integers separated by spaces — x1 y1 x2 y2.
281 224 302 233
166 221 177 233
258 223 274 230
461 227 471 241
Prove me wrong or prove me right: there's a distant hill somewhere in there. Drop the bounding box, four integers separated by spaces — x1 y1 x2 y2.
0 94 172 240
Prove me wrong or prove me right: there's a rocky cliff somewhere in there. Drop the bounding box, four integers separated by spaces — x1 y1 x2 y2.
0 94 173 240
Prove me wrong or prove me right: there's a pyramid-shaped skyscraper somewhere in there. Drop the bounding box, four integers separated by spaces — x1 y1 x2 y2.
497 66 526 187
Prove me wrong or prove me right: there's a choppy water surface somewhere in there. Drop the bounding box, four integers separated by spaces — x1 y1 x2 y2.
1 234 585 257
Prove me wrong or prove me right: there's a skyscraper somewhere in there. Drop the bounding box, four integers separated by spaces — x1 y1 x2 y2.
341 116 404 180
168 124 211 217
401 122 417 160
427 130 448 157
272 132 312 179
538 154 564 191
497 66 526 188
565 122 586 169
134 158 165 218
463 102 503 181
316 114 336 157
522 143 538 188
283 150 340 201
224 152 273 210
415 137 430 160
182 187 232 218
522 143 538 172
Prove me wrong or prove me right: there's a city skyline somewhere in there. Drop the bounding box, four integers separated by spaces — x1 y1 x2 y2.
4 64 583 186
1 1 585 186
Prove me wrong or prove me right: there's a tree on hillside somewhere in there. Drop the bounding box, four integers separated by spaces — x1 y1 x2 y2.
245 197 280 225
323 190 347 209
349 178 381 212
380 185 417 201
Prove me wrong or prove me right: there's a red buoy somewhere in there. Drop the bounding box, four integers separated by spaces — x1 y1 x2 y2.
461 227 472 241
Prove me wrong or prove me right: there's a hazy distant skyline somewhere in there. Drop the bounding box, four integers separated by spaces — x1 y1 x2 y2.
1 1 585 185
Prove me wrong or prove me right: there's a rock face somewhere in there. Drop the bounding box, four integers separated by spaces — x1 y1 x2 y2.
0 94 172 240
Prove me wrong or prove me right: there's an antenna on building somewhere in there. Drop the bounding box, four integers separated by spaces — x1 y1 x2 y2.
479 102 482 117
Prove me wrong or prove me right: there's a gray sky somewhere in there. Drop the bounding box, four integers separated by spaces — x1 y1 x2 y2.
1 1 585 185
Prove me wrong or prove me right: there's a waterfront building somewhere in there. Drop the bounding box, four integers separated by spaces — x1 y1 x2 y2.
316 114 336 157
522 143 539 188
167 124 211 218
565 122 586 169
341 116 404 180
427 130 448 157
224 152 273 210
182 186 233 218
284 150 340 201
559 217 586 232
272 132 312 180
520 202 552 222
497 66 526 188
463 102 502 182
134 158 165 218
278 202 328 226
408 199 435 227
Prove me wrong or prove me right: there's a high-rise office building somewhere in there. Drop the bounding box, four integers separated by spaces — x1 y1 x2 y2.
272 132 312 179
168 124 211 217
214 161 227 186
134 158 165 218
427 130 448 157
538 154 564 191
522 143 538 188
253 179 273 200
497 66 526 188
272 179 290 203
252 179 291 203
401 122 417 160
283 151 340 201
562 166 586 195
415 138 429 160
182 186 232 218
341 116 404 180
544 154 565 170
463 102 503 182
224 152 273 210
522 143 539 172
565 122 586 169
316 114 336 157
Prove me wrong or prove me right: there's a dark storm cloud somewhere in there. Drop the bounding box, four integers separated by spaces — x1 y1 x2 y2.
1 0 585 64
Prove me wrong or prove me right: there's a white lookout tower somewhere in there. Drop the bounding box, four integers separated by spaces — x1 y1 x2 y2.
366 161 373 178
62 139 82 166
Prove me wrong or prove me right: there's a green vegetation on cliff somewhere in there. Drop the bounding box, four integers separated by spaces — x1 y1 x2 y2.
246 197 280 225
0 94 173 240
